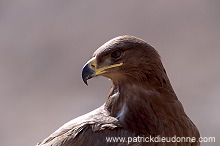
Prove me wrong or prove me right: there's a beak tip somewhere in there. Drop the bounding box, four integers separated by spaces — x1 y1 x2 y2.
83 79 88 86
82 74 89 86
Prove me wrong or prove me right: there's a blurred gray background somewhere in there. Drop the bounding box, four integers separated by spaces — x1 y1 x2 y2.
0 0 219 146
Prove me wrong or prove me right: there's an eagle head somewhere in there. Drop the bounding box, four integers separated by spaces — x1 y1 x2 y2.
82 35 166 87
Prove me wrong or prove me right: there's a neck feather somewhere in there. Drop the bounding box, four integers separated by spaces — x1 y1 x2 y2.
104 81 183 135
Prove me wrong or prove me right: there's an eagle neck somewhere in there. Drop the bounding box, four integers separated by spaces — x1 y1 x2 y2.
105 82 165 135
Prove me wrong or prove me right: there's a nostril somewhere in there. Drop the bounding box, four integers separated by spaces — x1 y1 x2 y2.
91 64 96 68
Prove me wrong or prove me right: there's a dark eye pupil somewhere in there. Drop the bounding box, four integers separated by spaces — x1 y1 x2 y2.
111 50 121 59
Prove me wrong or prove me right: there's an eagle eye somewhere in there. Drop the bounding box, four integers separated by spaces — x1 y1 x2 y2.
111 50 122 59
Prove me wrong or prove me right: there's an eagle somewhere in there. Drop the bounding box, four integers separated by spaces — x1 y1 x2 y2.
37 35 200 146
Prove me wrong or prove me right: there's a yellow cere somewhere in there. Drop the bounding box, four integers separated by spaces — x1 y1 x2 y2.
95 62 123 75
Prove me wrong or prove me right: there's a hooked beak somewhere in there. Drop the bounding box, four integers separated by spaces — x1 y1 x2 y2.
82 57 123 85
82 57 96 85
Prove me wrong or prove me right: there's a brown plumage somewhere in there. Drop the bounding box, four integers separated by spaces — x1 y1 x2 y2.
37 35 200 146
